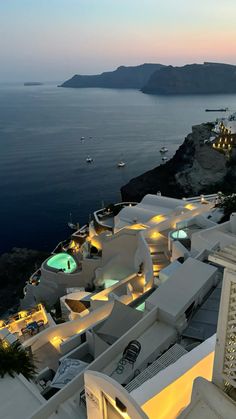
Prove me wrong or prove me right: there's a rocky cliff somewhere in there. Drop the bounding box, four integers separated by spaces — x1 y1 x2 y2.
121 123 236 202
0 248 49 315
142 62 236 94
60 63 164 89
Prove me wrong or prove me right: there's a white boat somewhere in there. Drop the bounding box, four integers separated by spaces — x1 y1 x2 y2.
86 156 93 163
80 136 85 141
160 146 168 153
68 222 79 230
68 213 79 230
117 161 126 167
162 156 168 162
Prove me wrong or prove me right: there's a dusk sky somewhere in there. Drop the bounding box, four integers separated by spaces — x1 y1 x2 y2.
1 0 236 81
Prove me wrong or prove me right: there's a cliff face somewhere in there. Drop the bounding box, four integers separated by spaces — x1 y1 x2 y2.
60 63 164 89
121 123 234 202
0 248 49 315
142 62 236 94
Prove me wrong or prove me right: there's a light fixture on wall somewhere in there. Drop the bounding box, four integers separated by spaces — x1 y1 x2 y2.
115 397 127 413
137 262 144 277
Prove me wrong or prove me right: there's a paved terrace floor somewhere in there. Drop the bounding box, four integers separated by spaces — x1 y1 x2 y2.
101 320 176 386
34 342 61 373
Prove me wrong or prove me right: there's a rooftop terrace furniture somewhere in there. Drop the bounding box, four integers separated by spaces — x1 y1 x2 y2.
26 321 39 335
79 389 86 408
37 319 45 330
122 340 141 368
51 358 89 389
21 327 31 338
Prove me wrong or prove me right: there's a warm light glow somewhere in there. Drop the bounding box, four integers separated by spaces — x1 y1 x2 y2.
128 223 147 230
150 231 162 240
185 203 196 210
153 264 161 272
142 351 214 419
69 240 79 252
91 294 109 301
51 336 63 349
0 320 5 328
18 310 28 319
90 238 102 250
150 214 167 223
2 341 9 349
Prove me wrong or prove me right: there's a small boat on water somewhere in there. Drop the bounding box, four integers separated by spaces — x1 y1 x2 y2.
81 137 85 141
68 213 79 230
205 108 228 112
160 146 168 153
117 161 126 168
68 222 80 230
86 156 93 163
162 156 168 162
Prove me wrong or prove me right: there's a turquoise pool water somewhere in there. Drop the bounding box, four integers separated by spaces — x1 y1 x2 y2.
135 302 146 312
171 230 188 239
46 253 77 273
104 279 119 289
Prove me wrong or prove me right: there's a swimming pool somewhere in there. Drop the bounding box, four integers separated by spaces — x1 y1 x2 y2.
170 229 188 239
46 253 77 273
104 279 119 289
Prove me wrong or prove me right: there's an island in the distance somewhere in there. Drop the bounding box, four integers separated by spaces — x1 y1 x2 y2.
142 62 236 94
60 62 236 94
24 82 43 86
59 63 164 89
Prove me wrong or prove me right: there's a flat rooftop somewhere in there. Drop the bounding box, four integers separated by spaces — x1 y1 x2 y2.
183 279 222 342
146 258 218 317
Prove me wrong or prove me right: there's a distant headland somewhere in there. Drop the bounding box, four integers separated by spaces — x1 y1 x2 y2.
60 62 236 94
59 63 163 89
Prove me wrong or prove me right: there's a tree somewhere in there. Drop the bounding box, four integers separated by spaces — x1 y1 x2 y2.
0 340 37 380
217 193 236 221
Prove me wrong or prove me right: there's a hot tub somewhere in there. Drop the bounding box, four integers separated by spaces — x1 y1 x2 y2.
46 253 77 273
170 229 188 240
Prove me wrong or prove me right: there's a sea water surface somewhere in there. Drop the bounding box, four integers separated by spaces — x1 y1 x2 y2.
0 83 235 253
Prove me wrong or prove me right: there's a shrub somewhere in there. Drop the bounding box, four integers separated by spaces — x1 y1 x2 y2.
0 341 37 380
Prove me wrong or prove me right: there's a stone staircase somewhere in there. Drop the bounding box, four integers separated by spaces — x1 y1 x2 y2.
148 241 170 280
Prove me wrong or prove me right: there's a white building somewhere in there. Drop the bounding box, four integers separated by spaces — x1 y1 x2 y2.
1 192 234 419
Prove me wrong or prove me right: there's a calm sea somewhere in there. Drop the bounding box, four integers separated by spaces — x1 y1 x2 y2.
0 83 235 253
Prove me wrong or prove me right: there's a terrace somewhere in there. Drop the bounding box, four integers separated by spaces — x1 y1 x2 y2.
212 120 236 154
29 301 146 398
0 304 49 343
93 202 137 233
60 272 153 321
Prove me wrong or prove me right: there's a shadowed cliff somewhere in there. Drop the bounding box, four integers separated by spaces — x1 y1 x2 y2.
60 63 164 89
142 62 236 94
121 123 236 202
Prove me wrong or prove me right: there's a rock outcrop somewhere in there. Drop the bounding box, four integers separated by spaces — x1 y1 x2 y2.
0 248 49 315
60 63 164 89
142 62 236 94
121 123 236 202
